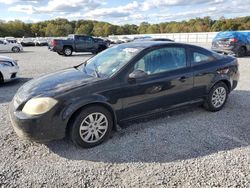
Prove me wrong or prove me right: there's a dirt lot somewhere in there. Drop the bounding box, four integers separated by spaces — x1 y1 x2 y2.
0 45 249 187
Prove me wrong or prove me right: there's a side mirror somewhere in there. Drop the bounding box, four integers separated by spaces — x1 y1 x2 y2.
128 69 148 81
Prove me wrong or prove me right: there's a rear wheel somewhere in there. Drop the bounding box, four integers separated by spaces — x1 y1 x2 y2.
70 106 113 148
204 82 229 112
12 47 20 53
236 46 246 57
63 47 73 56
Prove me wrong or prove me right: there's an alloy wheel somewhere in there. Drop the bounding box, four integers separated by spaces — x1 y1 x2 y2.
79 112 108 143
64 48 72 56
12 47 20 53
211 87 227 108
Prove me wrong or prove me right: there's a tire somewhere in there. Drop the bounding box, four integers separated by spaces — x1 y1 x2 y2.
236 46 246 57
204 82 229 112
12 47 20 53
70 106 113 148
63 47 73 56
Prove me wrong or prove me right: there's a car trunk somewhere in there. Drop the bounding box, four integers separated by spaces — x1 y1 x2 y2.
212 38 236 49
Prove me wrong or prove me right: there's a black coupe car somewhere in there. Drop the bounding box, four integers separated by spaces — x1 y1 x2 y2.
9 42 239 148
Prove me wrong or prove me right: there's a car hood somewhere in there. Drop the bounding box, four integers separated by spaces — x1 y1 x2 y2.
16 68 99 102
0 56 14 61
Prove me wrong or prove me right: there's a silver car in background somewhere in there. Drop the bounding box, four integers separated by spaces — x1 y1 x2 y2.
0 39 23 53
0 56 19 83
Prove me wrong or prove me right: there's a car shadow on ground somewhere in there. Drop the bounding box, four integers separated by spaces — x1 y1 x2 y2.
0 78 31 104
0 51 34 54
70 53 94 58
46 89 250 163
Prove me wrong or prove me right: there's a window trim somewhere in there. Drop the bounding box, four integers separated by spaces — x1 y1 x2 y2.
132 46 188 77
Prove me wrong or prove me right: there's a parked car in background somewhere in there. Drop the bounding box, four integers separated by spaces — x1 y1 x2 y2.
212 31 250 57
0 39 23 53
34 38 48 46
97 37 111 46
19 37 35 46
120 37 133 43
0 56 19 83
10 41 239 148
93 37 110 47
108 36 123 44
133 36 152 41
51 34 108 56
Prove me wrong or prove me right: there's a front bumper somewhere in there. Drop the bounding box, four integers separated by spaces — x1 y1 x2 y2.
4 72 18 82
9 100 66 142
3 66 19 82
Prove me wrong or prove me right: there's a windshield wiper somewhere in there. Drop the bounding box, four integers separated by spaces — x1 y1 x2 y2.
93 63 100 78
74 61 87 74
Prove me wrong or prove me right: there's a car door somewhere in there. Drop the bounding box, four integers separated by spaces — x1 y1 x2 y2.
121 46 194 119
190 47 218 99
75 36 94 52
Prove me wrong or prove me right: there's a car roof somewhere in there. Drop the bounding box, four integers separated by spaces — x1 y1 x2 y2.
119 41 198 49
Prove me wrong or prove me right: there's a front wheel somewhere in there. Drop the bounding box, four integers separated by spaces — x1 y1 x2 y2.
12 47 20 53
204 82 229 112
70 106 113 148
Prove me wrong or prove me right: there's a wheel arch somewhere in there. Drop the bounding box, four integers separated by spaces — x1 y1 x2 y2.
12 46 20 51
208 79 231 94
65 102 118 135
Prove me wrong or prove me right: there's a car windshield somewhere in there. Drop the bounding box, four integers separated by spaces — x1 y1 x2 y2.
82 45 142 78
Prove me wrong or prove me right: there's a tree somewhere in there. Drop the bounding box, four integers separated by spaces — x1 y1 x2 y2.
146 24 160 34
0 17 250 37
138 22 150 34
76 22 93 35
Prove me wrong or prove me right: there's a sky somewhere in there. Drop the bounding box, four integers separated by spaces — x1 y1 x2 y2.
0 0 250 25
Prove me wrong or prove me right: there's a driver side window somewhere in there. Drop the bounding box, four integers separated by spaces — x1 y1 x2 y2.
134 47 186 75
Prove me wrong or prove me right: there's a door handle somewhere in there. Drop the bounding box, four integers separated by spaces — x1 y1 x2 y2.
178 76 187 82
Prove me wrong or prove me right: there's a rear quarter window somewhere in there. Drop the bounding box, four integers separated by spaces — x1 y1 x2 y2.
191 49 215 65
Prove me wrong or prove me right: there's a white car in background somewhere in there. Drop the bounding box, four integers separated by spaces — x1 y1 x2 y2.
0 39 23 53
34 38 48 46
0 56 19 83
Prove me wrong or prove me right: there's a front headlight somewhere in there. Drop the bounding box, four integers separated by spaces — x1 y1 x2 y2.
22 97 58 115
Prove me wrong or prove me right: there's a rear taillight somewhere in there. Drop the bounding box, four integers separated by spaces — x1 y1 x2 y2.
52 40 57 46
229 38 238 43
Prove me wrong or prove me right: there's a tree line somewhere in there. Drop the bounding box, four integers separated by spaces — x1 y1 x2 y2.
0 16 250 38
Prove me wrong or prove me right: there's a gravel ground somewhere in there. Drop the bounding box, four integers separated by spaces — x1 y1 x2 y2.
0 45 250 187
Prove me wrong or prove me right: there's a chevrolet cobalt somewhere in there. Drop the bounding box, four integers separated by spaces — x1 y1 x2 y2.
9 42 239 148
